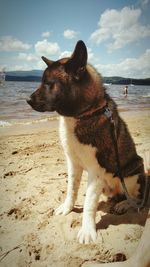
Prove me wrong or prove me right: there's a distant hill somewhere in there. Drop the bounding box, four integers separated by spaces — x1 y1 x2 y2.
6 70 42 82
5 70 150 85
6 70 43 77
103 76 150 85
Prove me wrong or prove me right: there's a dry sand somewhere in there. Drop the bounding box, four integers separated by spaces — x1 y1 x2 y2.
0 110 150 267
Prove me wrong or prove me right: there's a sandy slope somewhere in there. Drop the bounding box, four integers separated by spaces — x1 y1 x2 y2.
0 110 150 267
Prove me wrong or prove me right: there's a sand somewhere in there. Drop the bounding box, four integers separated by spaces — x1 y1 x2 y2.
0 110 150 267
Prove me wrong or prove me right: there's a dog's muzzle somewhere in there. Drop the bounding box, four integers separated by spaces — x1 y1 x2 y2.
26 97 34 107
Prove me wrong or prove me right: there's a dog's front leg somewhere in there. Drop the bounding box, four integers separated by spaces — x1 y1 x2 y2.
78 173 103 244
55 158 83 215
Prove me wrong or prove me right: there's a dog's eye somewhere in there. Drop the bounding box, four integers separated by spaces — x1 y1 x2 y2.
44 81 55 90
44 83 50 90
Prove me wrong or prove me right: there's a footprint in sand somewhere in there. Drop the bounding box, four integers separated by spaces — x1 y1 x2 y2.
7 197 37 220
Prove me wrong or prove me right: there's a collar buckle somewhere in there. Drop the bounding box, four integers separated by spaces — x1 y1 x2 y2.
104 107 112 119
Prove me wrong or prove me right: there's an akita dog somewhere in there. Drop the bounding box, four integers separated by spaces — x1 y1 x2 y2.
27 40 145 244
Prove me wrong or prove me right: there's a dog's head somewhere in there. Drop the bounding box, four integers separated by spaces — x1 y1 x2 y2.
27 40 104 117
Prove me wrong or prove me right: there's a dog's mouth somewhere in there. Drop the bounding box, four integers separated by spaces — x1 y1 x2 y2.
26 97 33 107
26 98 55 113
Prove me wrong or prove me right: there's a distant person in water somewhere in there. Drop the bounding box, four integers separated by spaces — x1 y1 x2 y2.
123 85 128 96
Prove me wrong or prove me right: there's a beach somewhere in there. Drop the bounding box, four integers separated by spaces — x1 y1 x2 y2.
0 109 150 267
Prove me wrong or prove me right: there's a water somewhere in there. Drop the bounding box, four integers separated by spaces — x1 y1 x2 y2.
106 84 150 111
0 81 53 126
0 81 150 127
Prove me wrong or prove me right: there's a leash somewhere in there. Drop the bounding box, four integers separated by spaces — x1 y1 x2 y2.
105 107 150 211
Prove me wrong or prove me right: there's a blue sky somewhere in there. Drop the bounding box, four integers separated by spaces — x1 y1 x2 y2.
0 0 150 78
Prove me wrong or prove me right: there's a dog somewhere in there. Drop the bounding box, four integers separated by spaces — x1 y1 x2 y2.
27 40 145 244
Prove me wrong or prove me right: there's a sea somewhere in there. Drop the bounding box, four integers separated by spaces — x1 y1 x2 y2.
0 81 150 127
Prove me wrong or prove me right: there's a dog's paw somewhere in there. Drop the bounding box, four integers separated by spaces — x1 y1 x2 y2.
77 225 97 244
55 200 73 216
112 200 131 215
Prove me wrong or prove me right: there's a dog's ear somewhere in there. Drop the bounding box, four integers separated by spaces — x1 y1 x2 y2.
70 40 87 68
42 56 54 67
65 40 88 79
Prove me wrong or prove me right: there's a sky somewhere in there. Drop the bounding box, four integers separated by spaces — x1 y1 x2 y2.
0 0 150 78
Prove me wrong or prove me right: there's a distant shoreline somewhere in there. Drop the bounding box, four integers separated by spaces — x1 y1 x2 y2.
4 73 150 85
5 75 41 82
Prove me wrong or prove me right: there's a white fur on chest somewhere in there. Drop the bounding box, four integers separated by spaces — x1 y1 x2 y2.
59 116 139 198
59 116 103 174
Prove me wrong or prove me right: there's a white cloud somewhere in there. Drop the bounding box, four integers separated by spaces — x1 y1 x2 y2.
139 0 149 8
63 29 78 39
36 59 47 70
18 53 38 62
87 47 95 62
35 39 61 57
15 40 61 70
42 31 50 38
6 64 33 71
0 36 31 52
90 7 150 51
59 50 71 58
6 56 46 71
95 49 150 78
